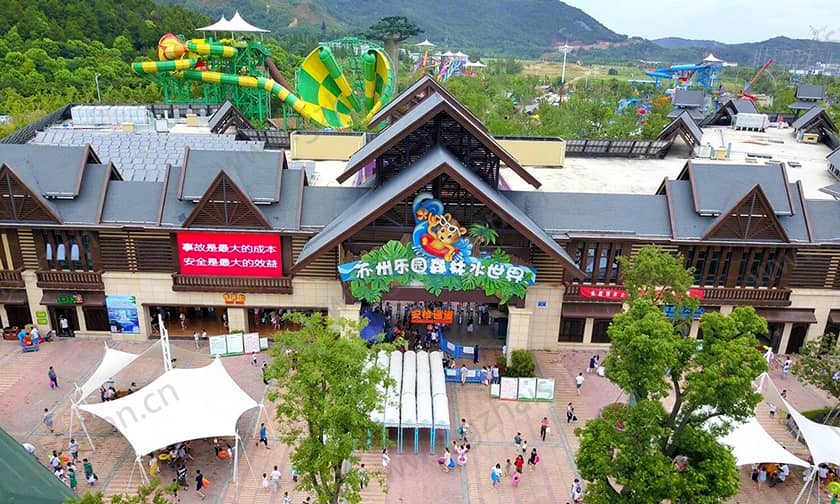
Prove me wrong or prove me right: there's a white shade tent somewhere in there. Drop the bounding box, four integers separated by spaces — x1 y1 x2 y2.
384 351 403 427
717 417 810 467
227 11 269 33
79 359 258 457
783 397 840 465
198 16 231 32
402 351 416 396
75 344 144 402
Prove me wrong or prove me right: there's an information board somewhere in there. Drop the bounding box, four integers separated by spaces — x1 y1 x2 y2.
225 333 245 355
243 332 260 354
535 378 555 401
517 377 537 401
208 336 227 356
499 377 519 401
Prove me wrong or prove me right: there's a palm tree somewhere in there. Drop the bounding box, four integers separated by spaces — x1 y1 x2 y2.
468 223 498 258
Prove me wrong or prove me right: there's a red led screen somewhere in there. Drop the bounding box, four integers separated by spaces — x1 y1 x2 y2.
177 232 282 277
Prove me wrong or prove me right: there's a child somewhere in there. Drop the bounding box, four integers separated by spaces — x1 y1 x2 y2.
262 473 270 492
769 403 777 418
504 459 512 477
512 471 521 486
282 492 292 504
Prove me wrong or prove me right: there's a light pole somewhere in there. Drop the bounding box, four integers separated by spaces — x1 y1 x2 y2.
560 43 572 85
94 73 102 102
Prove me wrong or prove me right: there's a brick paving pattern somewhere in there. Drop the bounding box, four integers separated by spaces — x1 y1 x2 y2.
0 339 835 504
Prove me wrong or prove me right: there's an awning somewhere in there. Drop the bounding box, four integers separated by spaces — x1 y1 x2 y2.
0 290 27 305
755 308 817 324
829 310 840 325
40 292 105 307
562 302 623 319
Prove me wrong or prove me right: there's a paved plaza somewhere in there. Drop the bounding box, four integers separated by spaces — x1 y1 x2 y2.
0 337 836 504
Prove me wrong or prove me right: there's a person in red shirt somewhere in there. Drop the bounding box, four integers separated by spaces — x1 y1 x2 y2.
539 417 549 441
514 454 525 474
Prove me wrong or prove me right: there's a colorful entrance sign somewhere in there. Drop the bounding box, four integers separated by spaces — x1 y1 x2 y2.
411 309 454 325
338 193 536 303
177 231 282 277
105 295 140 334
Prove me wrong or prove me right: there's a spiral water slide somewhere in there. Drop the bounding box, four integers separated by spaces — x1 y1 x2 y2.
132 35 328 126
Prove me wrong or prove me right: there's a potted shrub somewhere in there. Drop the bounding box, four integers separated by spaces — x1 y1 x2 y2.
496 355 507 375
504 350 536 378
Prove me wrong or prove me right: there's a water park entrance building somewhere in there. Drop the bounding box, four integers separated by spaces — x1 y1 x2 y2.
2 79 840 356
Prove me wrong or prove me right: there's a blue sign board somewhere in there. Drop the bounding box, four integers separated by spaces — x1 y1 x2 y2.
105 295 140 334
663 305 705 320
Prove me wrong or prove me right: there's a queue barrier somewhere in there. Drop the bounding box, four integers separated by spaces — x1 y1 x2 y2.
439 335 479 361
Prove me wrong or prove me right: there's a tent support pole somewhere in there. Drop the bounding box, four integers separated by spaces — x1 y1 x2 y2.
233 433 239 483
137 456 150 486
794 466 815 504
74 405 96 451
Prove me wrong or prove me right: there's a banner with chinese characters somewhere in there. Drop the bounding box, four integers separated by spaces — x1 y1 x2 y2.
410 309 455 325
337 194 536 303
177 231 282 277
578 286 705 301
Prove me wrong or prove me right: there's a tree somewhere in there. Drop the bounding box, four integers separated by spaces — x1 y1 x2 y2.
266 313 392 504
792 332 840 404
65 478 174 503
575 245 768 503
365 16 421 76
467 222 498 258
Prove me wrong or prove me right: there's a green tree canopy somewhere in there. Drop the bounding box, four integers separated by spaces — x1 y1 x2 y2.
792 332 840 403
266 313 392 504
364 16 421 75
576 245 768 503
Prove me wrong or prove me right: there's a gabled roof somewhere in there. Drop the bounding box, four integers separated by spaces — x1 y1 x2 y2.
182 170 272 229
704 99 760 126
0 143 99 198
101 180 164 225
828 146 840 167
294 145 583 277
0 163 62 223
0 426 75 504
178 148 286 203
796 84 825 100
658 111 703 146
819 182 840 199
339 93 541 188
677 161 793 216
731 99 759 114
791 106 838 134
703 185 789 242
208 100 253 134
672 89 706 108
667 108 706 121
789 101 820 111
367 74 486 132
806 199 840 241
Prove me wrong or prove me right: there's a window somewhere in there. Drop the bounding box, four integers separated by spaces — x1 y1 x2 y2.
83 307 110 332
568 241 624 284
684 246 787 288
41 231 96 271
693 248 707 285
704 249 720 286
591 319 612 343
559 318 585 342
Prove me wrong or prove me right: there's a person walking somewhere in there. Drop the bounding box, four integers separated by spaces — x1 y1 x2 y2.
588 355 597 374
261 473 269 492
382 448 391 473
539 416 549 441
504 458 513 477
83 459 95 485
459 364 468 386
195 469 206 500
782 358 792 378
569 478 583 503
458 418 469 440
270 465 282 493
68 467 78 493
43 408 54 433
567 403 576 423
527 448 540 471
262 362 270 385
491 463 502 487
360 463 369 488
521 439 528 456
514 454 525 474
257 423 269 449
69 439 79 462
575 372 584 395
48 366 58 389
514 432 522 451
282 491 292 504
193 331 200 349
59 315 70 337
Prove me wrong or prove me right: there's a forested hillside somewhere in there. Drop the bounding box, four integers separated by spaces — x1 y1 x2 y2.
157 0 626 56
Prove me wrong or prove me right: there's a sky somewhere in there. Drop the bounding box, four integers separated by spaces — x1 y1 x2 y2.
562 0 840 43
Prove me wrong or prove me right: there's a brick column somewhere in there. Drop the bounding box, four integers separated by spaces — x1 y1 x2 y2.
582 318 595 344
226 307 248 332
505 306 533 362
778 322 793 355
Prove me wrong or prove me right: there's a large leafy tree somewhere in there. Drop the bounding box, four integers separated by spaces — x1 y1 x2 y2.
576 245 768 503
792 332 840 403
266 313 391 504
364 16 421 76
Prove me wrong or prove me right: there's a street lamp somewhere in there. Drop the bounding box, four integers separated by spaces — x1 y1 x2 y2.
559 43 572 85
94 73 102 102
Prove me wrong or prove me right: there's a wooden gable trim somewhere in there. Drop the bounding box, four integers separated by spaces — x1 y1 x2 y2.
290 160 582 276
797 180 815 242
339 98 541 188
273 152 286 203
0 163 63 224
176 146 191 200
182 170 272 230
94 162 117 225
778 163 795 215
702 184 789 242
156 164 171 226
662 178 678 239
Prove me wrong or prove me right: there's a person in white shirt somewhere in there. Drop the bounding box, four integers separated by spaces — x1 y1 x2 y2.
270 465 282 493
575 372 585 395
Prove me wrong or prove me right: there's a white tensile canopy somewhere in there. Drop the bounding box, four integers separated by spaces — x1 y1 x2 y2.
198 15 231 32
703 53 723 63
400 393 417 428
370 352 390 424
78 359 258 457
384 351 403 427
227 11 270 33
783 397 840 465
430 351 446 396
76 344 143 402
717 417 810 467
416 39 436 47
465 60 487 68
441 51 455 57
402 351 416 395
433 393 450 429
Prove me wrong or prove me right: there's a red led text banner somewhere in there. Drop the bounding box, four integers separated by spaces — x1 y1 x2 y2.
578 287 704 300
177 231 282 277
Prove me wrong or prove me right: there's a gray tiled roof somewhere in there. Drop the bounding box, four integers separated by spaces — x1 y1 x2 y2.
260 168 305 231
667 180 710 239
50 164 112 224
732 99 759 114
503 192 672 238
180 150 284 202
159 166 194 227
296 145 581 274
0 144 88 197
101 181 163 224
791 106 826 130
672 89 705 108
30 129 264 182
796 84 825 100
789 101 820 111
659 111 703 144
783 182 811 242
687 162 792 215
829 147 840 167
667 108 706 121
300 186 368 228
805 200 840 242
819 182 840 199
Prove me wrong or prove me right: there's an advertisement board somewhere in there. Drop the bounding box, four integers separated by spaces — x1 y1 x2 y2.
105 295 140 334
243 332 260 354
209 336 227 356
535 378 556 401
517 377 537 401
225 333 245 355
177 231 282 277
499 377 519 401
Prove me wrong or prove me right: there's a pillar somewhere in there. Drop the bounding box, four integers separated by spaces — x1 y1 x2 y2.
226 307 248 333
688 320 700 339
582 318 595 344
22 270 52 332
778 322 793 355
76 306 87 332
0 304 8 328
505 306 533 363
336 303 362 323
